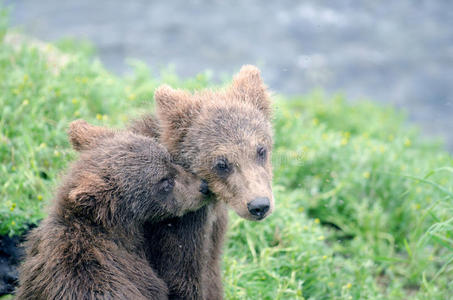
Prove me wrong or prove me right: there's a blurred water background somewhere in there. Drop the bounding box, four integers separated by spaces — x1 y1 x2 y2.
7 0 453 149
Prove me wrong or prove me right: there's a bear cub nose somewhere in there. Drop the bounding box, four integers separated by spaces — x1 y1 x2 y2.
247 197 270 218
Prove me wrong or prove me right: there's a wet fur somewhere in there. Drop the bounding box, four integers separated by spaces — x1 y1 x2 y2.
17 121 209 300
130 65 274 299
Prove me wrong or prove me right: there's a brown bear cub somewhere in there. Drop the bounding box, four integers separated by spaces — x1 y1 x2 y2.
131 65 274 299
16 120 211 300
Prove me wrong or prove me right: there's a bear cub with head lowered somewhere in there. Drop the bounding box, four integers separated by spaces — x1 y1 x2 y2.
16 120 211 300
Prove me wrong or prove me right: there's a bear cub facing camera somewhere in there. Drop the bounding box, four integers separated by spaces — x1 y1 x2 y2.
16 120 211 300
131 65 274 299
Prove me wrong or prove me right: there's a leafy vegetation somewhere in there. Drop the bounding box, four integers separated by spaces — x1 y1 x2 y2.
1 21 452 299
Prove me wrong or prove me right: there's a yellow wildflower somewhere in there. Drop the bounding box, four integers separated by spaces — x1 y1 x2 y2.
363 171 370 179
96 113 102 120
128 93 136 101
404 138 411 147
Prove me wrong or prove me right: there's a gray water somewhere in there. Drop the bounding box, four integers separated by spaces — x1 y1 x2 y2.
7 0 453 149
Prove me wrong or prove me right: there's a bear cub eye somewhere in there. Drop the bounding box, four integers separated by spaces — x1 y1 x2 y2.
257 145 267 161
214 157 231 176
159 177 175 193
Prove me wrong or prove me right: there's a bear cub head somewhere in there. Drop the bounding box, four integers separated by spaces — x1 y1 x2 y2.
66 120 211 230
155 65 274 221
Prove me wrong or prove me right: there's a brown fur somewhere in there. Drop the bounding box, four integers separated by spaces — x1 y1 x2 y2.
129 114 161 140
131 65 274 299
16 120 210 300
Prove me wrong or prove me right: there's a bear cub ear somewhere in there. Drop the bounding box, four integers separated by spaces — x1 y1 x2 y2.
68 119 114 151
154 84 202 153
154 85 179 115
154 84 199 119
154 84 202 130
231 65 272 118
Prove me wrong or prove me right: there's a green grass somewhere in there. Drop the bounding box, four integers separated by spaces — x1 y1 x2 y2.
1 20 452 300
